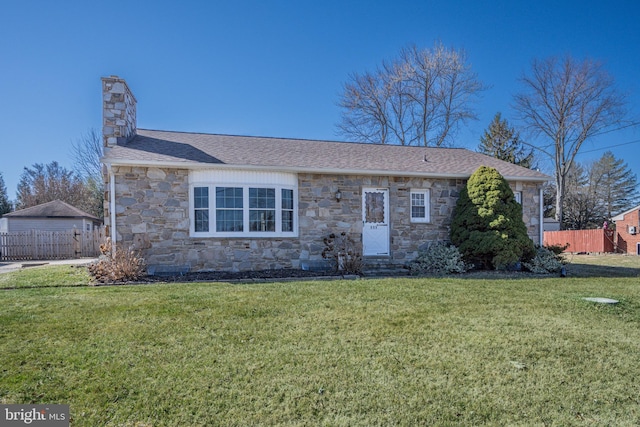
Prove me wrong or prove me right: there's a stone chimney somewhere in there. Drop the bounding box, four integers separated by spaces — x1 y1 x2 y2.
102 76 137 147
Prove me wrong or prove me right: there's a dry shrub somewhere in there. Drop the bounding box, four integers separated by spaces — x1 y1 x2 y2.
88 238 146 283
322 232 363 274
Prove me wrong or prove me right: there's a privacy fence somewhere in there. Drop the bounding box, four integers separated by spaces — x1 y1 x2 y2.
0 228 106 261
543 229 616 253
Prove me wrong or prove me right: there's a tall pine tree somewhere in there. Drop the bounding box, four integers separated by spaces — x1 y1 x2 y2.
0 172 11 216
477 113 535 168
590 151 639 220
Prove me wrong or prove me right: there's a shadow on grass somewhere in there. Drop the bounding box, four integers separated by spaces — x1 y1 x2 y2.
420 263 640 280
563 263 640 278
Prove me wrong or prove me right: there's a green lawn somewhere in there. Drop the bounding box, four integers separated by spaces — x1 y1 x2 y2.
1 270 640 425
0 265 91 289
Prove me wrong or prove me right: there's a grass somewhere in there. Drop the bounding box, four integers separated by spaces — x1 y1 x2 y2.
1 267 640 425
0 265 92 289
562 253 640 278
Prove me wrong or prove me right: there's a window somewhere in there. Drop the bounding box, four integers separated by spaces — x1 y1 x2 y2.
514 191 522 204
191 185 296 237
249 188 276 232
410 190 430 223
194 187 209 232
281 189 294 232
216 187 243 232
191 170 297 237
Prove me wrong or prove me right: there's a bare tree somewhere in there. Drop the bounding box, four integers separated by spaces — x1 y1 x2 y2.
514 55 627 227
16 162 91 213
70 128 104 219
71 128 103 183
337 42 486 146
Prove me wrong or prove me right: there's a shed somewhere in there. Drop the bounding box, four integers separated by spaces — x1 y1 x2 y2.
0 200 102 233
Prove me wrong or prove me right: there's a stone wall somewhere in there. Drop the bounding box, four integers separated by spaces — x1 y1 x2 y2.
111 166 543 272
111 166 301 272
510 181 542 244
297 174 465 268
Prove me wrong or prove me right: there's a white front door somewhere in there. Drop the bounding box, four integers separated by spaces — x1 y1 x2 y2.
362 188 390 256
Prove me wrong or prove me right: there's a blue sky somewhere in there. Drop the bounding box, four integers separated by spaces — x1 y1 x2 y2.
1 0 639 202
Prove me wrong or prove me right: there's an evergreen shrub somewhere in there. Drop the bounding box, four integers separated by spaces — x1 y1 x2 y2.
523 245 566 274
450 166 536 269
408 242 470 275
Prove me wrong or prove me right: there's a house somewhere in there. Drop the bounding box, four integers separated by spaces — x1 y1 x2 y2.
0 199 102 233
543 218 561 232
100 76 550 272
612 205 640 255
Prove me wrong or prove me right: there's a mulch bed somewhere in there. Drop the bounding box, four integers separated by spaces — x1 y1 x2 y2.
143 268 344 283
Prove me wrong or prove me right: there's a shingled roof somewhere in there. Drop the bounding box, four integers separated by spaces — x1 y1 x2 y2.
5 200 99 220
102 129 550 182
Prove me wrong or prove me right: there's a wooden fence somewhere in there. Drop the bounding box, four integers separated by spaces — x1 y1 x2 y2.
543 229 616 253
0 227 106 261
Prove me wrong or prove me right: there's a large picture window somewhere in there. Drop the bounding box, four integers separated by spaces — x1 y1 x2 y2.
216 187 243 232
190 171 297 238
410 189 430 223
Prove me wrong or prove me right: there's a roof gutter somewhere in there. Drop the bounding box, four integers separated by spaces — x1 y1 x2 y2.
102 159 552 183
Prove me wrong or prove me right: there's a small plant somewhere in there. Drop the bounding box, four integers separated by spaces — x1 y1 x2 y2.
408 242 470 275
88 238 146 283
322 232 363 274
523 245 565 274
545 243 569 256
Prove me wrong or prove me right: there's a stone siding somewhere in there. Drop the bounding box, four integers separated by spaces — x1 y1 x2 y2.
297 174 465 268
510 181 542 245
102 76 137 147
111 167 543 272
111 166 301 272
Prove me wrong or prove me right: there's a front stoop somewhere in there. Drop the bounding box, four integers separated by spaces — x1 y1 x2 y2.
362 257 410 277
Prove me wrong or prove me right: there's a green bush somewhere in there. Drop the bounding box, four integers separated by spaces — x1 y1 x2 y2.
523 245 565 274
408 242 470 275
450 166 536 269
545 243 569 255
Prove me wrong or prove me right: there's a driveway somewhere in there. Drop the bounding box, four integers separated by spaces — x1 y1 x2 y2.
0 258 97 274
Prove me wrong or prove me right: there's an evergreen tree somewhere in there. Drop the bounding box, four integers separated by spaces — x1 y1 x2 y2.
590 151 639 220
477 113 535 168
0 172 11 216
450 166 535 269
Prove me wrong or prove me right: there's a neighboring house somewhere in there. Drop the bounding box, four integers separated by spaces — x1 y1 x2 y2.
101 76 550 272
0 200 102 233
612 205 640 255
543 218 561 232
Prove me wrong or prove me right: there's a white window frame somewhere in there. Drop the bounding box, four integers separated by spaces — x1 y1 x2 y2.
514 191 522 205
189 170 298 238
410 189 430 223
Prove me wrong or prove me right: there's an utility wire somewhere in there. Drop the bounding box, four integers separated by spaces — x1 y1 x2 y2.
578 138 640 155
